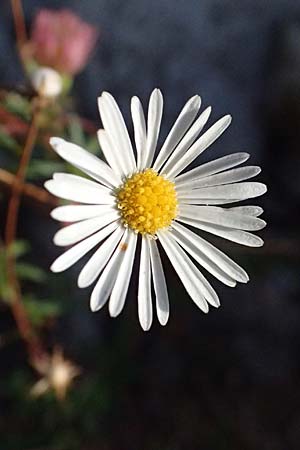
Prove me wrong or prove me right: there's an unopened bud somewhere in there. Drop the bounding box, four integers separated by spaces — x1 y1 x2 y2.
31 67 62 97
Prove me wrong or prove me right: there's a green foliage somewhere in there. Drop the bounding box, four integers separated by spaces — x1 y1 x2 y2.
67 114 100 154
61 73 74 95
85 135 100 154
0 365 113 450
16 262 47 283
7 239 31 258
0 241 31 302
0 128 21 154
26 159 66 180
67 115 86 147
0 241 61 326
3 92 31 121
23 294 61 326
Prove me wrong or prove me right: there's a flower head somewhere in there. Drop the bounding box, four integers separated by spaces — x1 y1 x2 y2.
45 89 267 330
30 9 98 75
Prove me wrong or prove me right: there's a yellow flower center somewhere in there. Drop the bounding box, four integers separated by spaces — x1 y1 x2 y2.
116 169 178 235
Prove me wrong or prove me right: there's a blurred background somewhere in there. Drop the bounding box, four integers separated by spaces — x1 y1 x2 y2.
1 1 300 449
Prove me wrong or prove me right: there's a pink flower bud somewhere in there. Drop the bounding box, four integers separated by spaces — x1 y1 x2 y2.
30 9 98 75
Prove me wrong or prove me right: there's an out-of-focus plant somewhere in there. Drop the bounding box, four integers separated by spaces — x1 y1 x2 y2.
30 347 81 401
0 0 99 401
28 8 98 77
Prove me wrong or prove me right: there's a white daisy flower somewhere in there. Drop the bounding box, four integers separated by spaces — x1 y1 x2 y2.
45 89 267 330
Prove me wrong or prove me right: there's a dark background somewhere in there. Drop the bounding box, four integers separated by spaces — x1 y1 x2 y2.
1 1 300 449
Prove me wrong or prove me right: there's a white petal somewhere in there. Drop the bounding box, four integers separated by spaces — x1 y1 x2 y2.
78 226 124 288
52 173 112 193
178 198 241 205
142 88 163 169
178 205 266 231
171 225 236 287
174 152 250 185
149 239 170 325
153 95 201 172
176 166 261 191
97 129 123 178
163 231 220 307
166 115 232 179
177 182 267 203
53 212 119 246
97 99 128 175
227 206 264 217
138 237 153 331
161 107 212 175
177 217 264 247
131 96 147 170
172 222 248 283
109 231 137 317
157 230 209 312
45 174 114 205
98 92 136 173
50 221 118 272
49 137 118 188
90 230 129 312
51 204 115 222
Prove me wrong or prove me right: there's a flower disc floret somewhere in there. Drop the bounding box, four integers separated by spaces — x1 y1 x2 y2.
117 169 177 235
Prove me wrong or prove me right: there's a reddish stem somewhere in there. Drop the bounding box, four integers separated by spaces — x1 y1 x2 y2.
10 0 28 75
4 101 47 366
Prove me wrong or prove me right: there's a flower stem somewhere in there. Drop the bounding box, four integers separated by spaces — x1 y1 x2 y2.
4 99 47 366
0 168 57 208
10 0 28 74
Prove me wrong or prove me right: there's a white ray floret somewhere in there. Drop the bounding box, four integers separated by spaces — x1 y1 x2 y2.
49 137 118 188
177 182 267 203
98 92 136 174
51 204 116 222
53 212 119 246
109 231 138 318
51 222 119 273
175 166 261 191
131 96 147 170
161 106 212 175
149 239 170 326
138 237 153 331
90 231 129 312
153 95 201 172
45 173 114 204
174 152 250 185
97 129 123 178
166 114 232 179
78 226 125 288
45 88 267 330
143 88 164 168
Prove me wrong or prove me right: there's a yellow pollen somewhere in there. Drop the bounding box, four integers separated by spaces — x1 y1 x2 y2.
116 169 178 235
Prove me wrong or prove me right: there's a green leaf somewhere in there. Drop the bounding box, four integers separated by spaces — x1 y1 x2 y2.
16 263 47 283
7 240 31 258
23 295 62 326
61 73 73 94
4 93 31 121
67 115 85 147
85 135 101 154
0 128 21 153
26 159 66 180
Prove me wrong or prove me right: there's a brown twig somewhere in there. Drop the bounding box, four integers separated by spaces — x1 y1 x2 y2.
10 0 28 75
0 168 57 208
10 0 27 46
4 99 47 366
